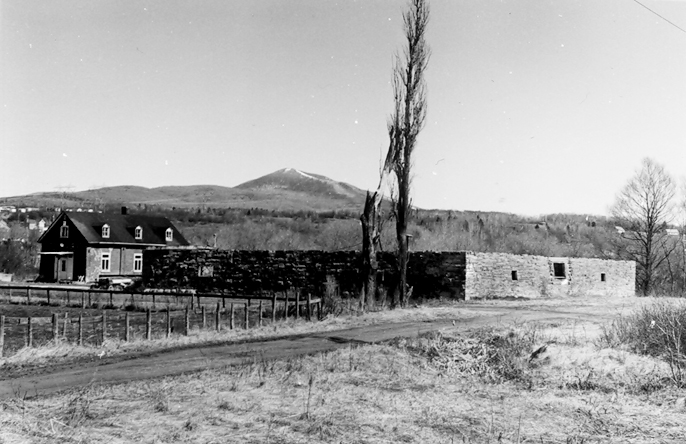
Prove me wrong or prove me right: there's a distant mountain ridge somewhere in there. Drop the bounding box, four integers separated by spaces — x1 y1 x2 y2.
0 169 368 212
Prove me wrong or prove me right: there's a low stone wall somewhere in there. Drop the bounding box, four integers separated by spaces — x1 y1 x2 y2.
143 249 466 300
465 252 635 299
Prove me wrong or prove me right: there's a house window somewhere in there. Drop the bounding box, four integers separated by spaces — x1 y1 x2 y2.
601 273 606 282
553 263 566 279
101 252 111 272
133 253 143 272
165 228 173 242
61 260 67 272
511 270 518 281
135 226 143 240
60 221 69 238
102 224 110 239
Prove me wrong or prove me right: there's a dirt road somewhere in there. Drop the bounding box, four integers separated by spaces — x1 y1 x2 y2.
0 303 624 399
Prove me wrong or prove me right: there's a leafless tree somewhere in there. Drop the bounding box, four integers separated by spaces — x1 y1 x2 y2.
611 158 677 296
385 0 431 307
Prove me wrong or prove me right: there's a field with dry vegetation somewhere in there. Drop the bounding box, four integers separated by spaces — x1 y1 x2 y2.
1 296 686 443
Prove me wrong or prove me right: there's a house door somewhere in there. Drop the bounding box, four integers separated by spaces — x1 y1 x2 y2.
55 257 73 281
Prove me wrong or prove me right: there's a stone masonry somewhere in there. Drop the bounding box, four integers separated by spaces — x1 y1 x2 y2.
465 252 635 299
143 248 634 300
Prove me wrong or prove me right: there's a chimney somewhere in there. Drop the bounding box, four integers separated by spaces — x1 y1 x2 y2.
121 206 127 215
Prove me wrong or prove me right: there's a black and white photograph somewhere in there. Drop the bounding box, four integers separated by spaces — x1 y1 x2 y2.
1 0 686 442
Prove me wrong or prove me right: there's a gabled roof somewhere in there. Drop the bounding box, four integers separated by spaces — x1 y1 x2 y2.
39 212 189 246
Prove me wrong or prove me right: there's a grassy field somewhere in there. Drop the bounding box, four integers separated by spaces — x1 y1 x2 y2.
0 298 493 372
2 295 685 443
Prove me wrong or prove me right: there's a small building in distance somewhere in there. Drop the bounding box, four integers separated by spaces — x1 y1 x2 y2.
37 208 189 283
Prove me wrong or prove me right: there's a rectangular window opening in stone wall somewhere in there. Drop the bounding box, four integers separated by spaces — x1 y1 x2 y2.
601 273 606 282
553 263 566 279
511 270 518 281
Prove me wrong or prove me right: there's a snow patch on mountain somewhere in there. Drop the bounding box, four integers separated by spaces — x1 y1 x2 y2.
294 169 317 180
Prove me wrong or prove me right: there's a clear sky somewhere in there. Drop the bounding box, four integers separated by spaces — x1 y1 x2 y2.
2 0 686 216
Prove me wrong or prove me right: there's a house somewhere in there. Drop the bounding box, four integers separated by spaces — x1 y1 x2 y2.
28 218 48 233
37 209 189 283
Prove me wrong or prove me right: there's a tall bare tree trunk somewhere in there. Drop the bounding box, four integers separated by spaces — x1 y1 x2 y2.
360 190 381 310
386 0 430 307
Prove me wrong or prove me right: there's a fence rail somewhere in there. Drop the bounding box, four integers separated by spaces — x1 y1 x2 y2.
0 283 320 311
0 284 322 358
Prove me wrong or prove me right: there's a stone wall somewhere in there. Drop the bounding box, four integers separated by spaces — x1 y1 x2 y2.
465 252 635 299
143 248 634 300
143 249 466 300
568 257 635 297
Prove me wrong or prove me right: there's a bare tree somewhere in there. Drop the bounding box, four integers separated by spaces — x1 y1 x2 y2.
384 0 431 307
611 158 676 296
360 188 382 310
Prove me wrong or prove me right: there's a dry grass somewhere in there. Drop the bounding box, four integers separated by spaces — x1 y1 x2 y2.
2 310 685 443
0 301 498 370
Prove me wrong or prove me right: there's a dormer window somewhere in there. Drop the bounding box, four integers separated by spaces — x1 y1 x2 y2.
165 228 173 242
135 226 143 240
60 221 69 238
102 224 110 239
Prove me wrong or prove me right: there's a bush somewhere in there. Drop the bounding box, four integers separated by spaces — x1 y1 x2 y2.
598 299 686 386
406 327 544 385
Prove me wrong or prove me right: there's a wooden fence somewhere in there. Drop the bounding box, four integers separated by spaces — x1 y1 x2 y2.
0 284 322 358
0 284 321 312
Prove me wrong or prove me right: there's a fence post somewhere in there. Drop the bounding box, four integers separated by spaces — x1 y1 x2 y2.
47 289 51 305
146 309 152 340
166 307 171 338
88 292 91 307
78 313 83 345
307 293 312 321
230 303 235 330
52 313 58 340
259 301 263 327
27 288 31 305
215 302 221 332
109 291 113 307
190 294 194 310
0 315 4 358
202 306 206 329
125 312 130 342
27 317 33 347
63 313 68 338
317 301 322 321
271 292 277 323
102 310 107 343
185 307 189 336
244 303 249 329
151 294 154 310
285 291 290 319
66 290 70 306
295 291 299 320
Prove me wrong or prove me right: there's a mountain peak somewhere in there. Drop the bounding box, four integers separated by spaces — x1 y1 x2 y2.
279 168 328 181
235 168 364 200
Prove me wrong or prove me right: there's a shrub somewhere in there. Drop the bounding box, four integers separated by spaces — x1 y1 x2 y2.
598 299 686 386
407 328 543 385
